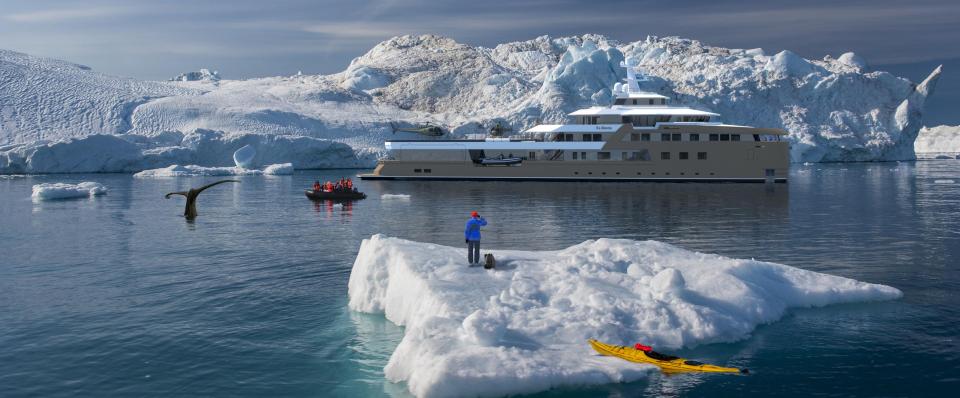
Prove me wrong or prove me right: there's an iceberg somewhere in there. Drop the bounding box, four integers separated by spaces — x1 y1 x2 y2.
0 130 359 174
133 162 293 177
232 144 256 168
0 35 945 173
915 125 960 159
349 235 901 398
31 182 107 200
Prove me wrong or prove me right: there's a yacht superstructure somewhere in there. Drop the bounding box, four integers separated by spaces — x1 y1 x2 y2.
360 60 788 182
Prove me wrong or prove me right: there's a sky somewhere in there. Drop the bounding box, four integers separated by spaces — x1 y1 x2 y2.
1 0 958 123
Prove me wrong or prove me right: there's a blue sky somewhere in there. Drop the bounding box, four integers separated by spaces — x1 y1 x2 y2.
2 0 958 124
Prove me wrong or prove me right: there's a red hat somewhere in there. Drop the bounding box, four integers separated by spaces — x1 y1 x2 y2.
471 211 479 217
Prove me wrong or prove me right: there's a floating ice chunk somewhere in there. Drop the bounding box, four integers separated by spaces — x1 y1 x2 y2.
934 179 955 184
381 194 411 200
0 175 27 179
233 144 256 168
349 235 902 398
262 163 294 175
32 182 107 200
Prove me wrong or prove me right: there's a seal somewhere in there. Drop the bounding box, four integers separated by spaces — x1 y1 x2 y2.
164 179 239 218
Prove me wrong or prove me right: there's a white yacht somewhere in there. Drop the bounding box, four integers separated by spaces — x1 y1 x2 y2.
360 60 788 182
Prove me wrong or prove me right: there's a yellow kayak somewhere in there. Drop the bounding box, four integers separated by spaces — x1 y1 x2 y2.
588 339 748 374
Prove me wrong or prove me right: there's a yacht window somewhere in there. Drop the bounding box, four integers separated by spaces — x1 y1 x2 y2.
630 133 640 141
661 152 670 160
555 134 564 142
732 134 741 141
581 152 587 160
641 133 651 141
720 134 730 141
591 116 599 125
709 134 719 141
661 133 671 141
672 133 681 141
414 169 422 173
424 169 432 173
582 134 592 142
633 99 638 105
649 99 654 105
572 152 578 160
593 134 602 141
660 99 666 105
679 152 689 160
626 150 651 161
622 152 628 160
598 152 611 160
565 134 574 141
529 152 536 160
753 134 760 141
698 152 707 160
614 98 626 105
689 133 699 141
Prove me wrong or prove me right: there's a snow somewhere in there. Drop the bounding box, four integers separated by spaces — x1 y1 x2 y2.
133 162 293 177
31 182 107 200
349 235 901 398
380 193 411 200
0 34 945 172
915 125 960 159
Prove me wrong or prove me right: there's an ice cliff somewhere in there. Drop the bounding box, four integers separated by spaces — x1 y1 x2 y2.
0 35 944 173
348 235 901 398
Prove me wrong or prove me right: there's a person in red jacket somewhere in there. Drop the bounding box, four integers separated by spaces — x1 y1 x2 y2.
313 180 322 192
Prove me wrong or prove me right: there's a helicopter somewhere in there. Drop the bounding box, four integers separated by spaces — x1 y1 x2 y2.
390 122 446 137
487 121 513 137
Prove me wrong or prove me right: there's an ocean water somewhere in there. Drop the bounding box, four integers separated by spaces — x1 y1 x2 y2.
1 162 958 397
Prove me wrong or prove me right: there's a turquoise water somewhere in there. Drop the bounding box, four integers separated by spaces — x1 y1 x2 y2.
1 162 958 397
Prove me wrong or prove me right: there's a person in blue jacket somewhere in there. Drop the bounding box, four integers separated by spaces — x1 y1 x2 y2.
465 211 487 265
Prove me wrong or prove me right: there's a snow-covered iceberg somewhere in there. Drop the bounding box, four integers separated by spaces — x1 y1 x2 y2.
915 125 960 159
0 35 944 173
31 182 107 200
349 235 901 398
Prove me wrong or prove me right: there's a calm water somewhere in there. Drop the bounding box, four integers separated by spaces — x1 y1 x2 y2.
1 162 958 397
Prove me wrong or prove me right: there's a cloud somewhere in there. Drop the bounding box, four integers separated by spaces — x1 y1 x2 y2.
3 6 137 23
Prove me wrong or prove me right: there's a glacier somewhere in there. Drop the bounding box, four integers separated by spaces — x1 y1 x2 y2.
0 34 945 173
348 235 901 398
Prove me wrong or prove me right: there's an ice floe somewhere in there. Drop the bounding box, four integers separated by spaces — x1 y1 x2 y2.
380 194 411 200
31 182 107 200
349 235 901 397
133 163 293 177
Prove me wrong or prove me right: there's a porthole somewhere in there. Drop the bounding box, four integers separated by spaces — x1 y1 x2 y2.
574 171 579 175
588 172 593 175
602 172 607 175
616 172 621 175
710 172 715 175
680 172 685 176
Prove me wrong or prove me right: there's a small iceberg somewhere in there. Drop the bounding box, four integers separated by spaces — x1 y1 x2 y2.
349 235 902 398
933 179 955 184
233 144 256 168
133 163 293 177
32 182 107 200
380 193 411 200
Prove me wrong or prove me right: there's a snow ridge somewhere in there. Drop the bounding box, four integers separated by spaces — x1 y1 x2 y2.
348 235 901 398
